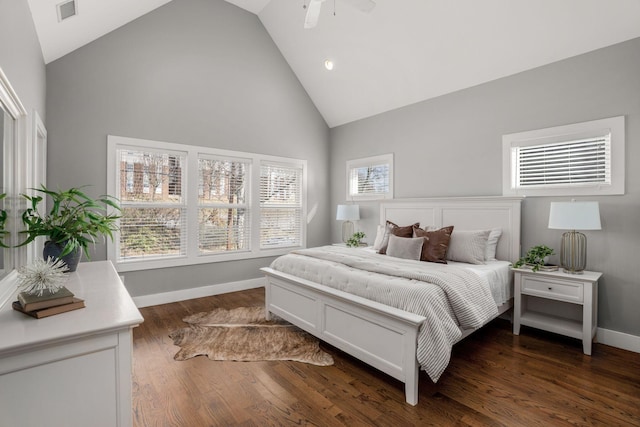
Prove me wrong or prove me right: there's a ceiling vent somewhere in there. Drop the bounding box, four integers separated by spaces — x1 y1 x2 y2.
57 0 77 22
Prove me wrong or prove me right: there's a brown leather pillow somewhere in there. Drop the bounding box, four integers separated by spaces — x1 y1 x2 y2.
412 225 454 263
378 221 420 254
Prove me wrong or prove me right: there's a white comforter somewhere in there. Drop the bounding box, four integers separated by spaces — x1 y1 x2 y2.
269 245 499 382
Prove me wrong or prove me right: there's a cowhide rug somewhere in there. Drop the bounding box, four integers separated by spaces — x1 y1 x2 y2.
168 306 334 366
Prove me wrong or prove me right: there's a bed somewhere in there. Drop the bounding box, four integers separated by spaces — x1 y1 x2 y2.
261 196 522 405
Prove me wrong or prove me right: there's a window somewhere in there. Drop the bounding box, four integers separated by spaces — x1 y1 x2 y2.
346 153 394 200
260 162 304 249
198 155 250 255
117 147 187 261
502 116 624 197
107 136 306 272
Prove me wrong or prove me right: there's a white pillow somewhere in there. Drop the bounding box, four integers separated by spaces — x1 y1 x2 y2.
485 228 502 261
373 224 385 250
386 235 423 261
446 230 490 265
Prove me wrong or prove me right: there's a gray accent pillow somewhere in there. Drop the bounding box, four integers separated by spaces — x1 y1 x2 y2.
485 228 502 261
372 224 385 250
446 229 490 265
378 221 420 254
386 235 424 261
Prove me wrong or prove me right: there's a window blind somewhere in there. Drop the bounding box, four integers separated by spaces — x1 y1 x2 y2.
198 157 250 254
349 163 390 196
109 135 307 271
260 162 303 249
117 148 187 261
515 134 611 188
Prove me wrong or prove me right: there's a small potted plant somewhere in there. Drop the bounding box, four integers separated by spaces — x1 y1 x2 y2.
346 231 366 248
513 245 555 272
19 185 121 271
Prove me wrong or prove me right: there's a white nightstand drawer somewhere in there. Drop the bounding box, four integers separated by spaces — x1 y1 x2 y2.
521 276 583 303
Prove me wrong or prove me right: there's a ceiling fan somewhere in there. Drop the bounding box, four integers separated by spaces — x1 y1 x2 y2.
304 0 376 29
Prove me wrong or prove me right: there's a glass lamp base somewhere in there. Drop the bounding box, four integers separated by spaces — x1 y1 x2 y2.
342 221 354 243
559 230 587 274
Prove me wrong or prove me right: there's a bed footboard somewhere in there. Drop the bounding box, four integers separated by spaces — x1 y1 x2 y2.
261 267 426 405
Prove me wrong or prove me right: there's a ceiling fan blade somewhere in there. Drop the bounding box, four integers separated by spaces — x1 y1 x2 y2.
304 0 326 29
341 0 376 13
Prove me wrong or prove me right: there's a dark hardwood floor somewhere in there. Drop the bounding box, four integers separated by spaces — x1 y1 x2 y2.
132 288 640 426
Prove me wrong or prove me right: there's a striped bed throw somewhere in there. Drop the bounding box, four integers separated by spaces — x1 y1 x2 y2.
270 245 498 382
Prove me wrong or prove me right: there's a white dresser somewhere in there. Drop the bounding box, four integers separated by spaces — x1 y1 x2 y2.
0 261 143 427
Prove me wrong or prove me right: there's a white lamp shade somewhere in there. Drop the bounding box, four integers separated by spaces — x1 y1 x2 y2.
336 204 360 221
548 201 601 230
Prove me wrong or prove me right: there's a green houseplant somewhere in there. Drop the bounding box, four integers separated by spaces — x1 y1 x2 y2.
346 231 366 248
513 244 555 272
19 185 121 271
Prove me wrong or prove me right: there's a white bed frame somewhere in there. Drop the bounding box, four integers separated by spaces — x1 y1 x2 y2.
261 196 522 405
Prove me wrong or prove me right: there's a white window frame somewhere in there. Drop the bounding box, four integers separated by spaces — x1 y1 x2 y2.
502 116 625 197
346 153 394 201
197 153 252 256
107 135 307 272
260 160 305 250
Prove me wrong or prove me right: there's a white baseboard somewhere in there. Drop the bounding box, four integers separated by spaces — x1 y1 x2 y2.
597 327 640 354
131 279 640 355
132 277 264 308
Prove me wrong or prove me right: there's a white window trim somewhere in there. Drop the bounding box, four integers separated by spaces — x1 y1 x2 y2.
107 135 307 272
0 66 28 305
197 153 252 256
26 111 47 264
502 116 625 197
346 153 394 201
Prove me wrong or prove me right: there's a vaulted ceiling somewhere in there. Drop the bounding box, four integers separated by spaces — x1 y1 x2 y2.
27 0 640 127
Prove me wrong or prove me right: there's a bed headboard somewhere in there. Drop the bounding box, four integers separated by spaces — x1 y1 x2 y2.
380 196 523 262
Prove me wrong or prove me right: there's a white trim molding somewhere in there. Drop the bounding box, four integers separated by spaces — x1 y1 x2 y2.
597 327 640 354
0 67 28 281
502 116 625 197
346 153 394 201
26 111 47 264
0 68 27 118
132 277 263 308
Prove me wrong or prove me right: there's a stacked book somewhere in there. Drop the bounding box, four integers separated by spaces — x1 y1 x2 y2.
12 287 85 319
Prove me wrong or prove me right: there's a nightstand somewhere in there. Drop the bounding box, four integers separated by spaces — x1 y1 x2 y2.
513 268 602 355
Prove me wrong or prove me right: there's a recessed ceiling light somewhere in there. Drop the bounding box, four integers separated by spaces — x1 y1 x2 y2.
324 60 334 71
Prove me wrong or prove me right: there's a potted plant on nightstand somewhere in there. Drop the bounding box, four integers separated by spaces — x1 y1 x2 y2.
19 185 121 272
513 245 555 272
346 231 366 248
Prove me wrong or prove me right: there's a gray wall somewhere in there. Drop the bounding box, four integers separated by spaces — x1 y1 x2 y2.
46 0 331 297
0 0 46 121
331 37 640 336
0 0 46 272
